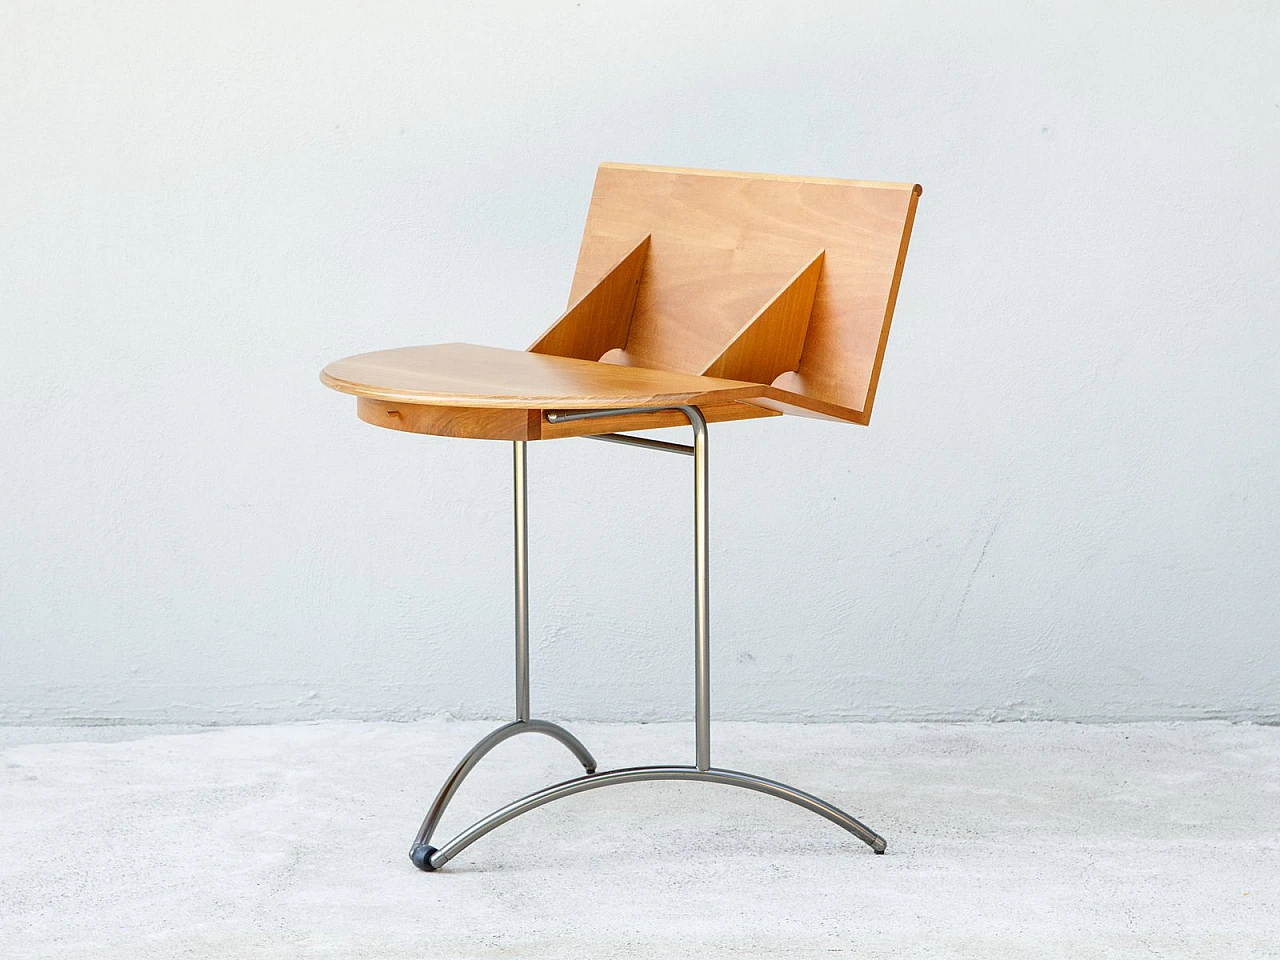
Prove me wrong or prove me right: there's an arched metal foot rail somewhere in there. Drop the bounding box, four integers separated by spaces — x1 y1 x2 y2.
412 764 884 871
410 718 597 861
409 406 886 872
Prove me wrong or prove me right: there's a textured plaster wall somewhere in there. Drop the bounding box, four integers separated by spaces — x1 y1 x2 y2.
1 1 1278 725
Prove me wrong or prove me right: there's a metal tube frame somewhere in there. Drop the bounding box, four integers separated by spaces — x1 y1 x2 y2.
408 405 885 872
514 440 530 722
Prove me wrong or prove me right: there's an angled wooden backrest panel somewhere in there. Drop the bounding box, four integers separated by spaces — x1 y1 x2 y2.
563 163 921 423
529 235 650 361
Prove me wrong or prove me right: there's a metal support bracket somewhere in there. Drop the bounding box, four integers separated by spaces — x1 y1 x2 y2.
408 405 886 872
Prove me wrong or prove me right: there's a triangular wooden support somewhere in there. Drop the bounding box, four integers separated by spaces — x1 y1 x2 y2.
528 235 651 361
700 250 825 384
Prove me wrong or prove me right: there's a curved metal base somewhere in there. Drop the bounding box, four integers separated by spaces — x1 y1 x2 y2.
413 760 886 871
411 719 597 857
408 416 890 874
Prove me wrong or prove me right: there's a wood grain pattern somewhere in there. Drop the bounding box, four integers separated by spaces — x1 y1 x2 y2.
357 398 541 440
701 250 824 384
566 163 921 422
528 235 650 361
321 163 922 439
352 395 779 441
321 343 767 409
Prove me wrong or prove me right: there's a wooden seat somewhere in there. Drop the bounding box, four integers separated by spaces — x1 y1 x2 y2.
322 163 921 438
320 342 779 440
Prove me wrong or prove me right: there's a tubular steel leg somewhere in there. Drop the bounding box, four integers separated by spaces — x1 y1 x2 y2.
514 440 530 723
409 442 597 870
691 409 710 772
410 406 887 872
547 405 710 770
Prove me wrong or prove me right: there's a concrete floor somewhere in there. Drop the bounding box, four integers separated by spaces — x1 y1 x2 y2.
2 720 1277 958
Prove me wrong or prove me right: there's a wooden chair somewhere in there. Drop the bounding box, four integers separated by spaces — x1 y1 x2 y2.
322 163 922 871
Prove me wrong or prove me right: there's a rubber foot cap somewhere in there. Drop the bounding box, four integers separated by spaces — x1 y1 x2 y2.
410 844 439 871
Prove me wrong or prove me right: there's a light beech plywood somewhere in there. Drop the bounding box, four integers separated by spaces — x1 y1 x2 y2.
353 397 779 441
701 250 824 384
357 399 541 441
322 163 921 438
528 235 650 361
322 343 766 410
568 163 920 422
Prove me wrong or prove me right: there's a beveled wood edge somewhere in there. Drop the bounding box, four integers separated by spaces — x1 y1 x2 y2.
528 234 651 359
319 365 768 409
858 184 923 424
601 162 923 195
750 389 869 426
355 397 781 441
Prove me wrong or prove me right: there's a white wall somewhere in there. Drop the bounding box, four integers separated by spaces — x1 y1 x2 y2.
2 1 1277 726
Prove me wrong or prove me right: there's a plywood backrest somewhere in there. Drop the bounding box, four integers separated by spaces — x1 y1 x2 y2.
533 163 921 424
